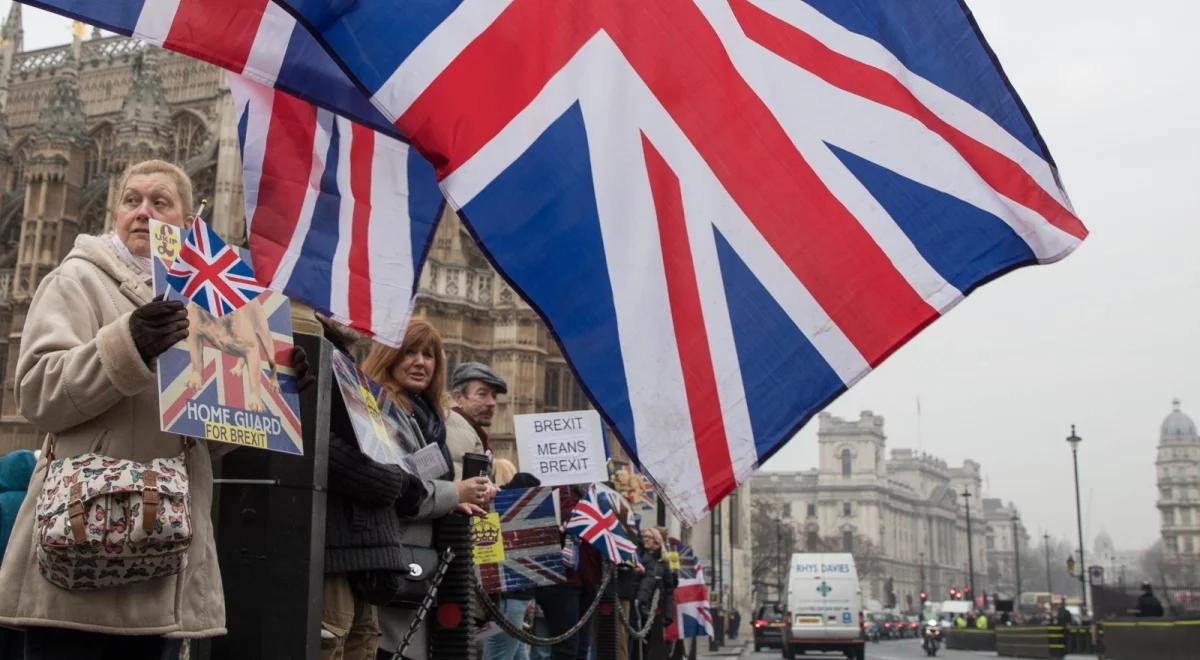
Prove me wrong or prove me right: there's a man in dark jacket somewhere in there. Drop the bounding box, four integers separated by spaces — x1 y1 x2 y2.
1136 582 1165 617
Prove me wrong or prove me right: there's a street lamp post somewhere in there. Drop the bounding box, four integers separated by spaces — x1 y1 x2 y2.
919 551 926 596
1066 425 1088 616
1043 533 1053 594
961 487 976 604
1012 514 1023 607
777 520 786 602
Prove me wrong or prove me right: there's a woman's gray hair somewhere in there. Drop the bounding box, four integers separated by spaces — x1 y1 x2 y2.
116 159 194 217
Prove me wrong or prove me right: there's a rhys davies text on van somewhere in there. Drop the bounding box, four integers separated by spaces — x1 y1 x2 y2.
794 562 852 574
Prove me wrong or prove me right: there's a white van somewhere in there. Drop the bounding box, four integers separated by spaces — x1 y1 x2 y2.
783 553 865 660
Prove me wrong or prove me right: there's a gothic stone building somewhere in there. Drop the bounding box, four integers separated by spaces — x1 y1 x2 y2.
751 411 1004 609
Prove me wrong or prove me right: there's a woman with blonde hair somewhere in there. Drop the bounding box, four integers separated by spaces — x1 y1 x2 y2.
361 319 492 658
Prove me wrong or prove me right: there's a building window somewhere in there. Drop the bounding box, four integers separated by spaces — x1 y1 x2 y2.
85 123 115 185
841 448 852 477
842 531 854 552
806 530 819 550
172 112 209 164
1183 508 1193 525
782 503 791 518
843 501 852 516
807 503 817 517
543 367 561 409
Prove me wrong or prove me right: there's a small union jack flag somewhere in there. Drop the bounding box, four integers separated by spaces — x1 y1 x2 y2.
565 484 638 565
166 216 265 317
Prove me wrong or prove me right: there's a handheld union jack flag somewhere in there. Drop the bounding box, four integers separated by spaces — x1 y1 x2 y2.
565 484 639 565
665 539 714 640
166 217 265 317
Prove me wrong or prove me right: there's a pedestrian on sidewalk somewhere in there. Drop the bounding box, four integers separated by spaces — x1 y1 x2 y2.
1136 582 1164 617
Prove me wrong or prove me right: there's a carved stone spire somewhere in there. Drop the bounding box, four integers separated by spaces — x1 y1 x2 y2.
114 46 172 166
34 44 85 140
2 4 23 54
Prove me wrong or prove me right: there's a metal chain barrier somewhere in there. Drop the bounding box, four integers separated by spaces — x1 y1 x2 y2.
614 584 661 640
474 562 614 646
388 546 456 660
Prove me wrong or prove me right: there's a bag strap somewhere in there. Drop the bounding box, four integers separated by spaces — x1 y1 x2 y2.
142 470 160 533
68 482 86 544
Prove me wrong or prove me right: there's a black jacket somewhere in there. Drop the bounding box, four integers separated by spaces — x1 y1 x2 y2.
1136 592 1164 617
324 356 428 574
636 549 676 624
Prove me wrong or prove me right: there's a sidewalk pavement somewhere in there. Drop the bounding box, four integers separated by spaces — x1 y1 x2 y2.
696 638 750 658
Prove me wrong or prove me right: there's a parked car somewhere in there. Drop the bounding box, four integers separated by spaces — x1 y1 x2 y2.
752 603 787 651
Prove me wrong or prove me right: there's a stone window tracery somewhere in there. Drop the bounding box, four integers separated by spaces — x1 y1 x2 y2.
172 111 208 164
84 123 115 184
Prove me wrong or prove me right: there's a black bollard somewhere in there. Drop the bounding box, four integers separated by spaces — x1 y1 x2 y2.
202 332 332 660
595 576 619 660
430 514 477 660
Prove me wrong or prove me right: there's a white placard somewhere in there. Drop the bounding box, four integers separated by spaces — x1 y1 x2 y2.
514 410 608 486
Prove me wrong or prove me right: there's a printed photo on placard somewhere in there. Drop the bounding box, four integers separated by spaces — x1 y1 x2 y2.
150 219 304 455
330 349 408 466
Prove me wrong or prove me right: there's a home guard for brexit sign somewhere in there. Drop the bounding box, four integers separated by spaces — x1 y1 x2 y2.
515 410 608 486
151 220 304 455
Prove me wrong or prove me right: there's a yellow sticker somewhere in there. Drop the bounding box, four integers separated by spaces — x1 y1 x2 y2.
359 384 391 442
472 512 505 565
151 220 181 265
666 551 681 571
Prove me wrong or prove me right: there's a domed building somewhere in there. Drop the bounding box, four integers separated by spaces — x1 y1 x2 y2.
1156 399 1200 569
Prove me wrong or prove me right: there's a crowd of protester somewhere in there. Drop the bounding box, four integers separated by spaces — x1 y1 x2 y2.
0 159 684 660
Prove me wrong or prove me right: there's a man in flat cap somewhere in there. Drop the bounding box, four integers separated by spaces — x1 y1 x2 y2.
446 361 508 479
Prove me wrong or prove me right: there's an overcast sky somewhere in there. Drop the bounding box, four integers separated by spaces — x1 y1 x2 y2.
10 1 1198 552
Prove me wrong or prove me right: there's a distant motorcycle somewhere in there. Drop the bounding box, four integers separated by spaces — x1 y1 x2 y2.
864 621 881 643
921 620 942 657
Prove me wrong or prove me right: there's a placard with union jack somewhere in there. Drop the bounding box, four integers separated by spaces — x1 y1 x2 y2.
474 486 568 593
151 220 304 455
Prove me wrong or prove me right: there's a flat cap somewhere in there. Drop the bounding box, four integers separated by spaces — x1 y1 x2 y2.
451 361 508 394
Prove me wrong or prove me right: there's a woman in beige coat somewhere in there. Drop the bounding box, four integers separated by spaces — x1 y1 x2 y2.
0 160 222 658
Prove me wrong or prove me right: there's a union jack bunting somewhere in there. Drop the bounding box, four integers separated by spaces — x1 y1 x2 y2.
36 1 1090 523
664 540 714 641
476 486 567 593
565 485 638 565
165 217 265 317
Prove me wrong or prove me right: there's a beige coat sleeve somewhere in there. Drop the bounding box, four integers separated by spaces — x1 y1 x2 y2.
16 271 155 433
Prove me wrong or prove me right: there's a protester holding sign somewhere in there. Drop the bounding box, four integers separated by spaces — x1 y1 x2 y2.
0 161 223 657
361 319 493 658
319 321 433 660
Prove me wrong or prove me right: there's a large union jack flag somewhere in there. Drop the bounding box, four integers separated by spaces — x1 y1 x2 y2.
476 486 568 593
36 0 1089 524
166 217 265 317
565 485 639 565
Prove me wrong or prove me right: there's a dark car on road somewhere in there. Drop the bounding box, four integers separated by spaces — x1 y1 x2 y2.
752 603 787 651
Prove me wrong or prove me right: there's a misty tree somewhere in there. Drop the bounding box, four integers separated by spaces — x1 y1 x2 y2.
750 499 795 603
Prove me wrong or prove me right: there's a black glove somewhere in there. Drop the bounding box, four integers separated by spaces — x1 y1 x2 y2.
291 346 315 392
129 296 188 363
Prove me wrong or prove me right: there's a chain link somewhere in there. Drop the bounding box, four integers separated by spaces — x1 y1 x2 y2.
474 562 614 646
387 545 456 660
613 584 660 640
